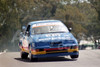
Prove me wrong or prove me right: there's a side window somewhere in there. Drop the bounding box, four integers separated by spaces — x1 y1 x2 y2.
25 25 30 36
26 25 30 32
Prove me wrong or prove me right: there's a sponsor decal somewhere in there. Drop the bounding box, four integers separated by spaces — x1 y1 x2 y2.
38 36 72 42
32 22 63 28
45 33 61 37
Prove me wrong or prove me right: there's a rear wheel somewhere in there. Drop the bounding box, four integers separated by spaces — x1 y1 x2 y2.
70 55 79 60
21 51 28 59
29 46 38 62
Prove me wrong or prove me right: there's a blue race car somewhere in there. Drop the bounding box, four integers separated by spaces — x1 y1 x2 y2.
19 20 79 61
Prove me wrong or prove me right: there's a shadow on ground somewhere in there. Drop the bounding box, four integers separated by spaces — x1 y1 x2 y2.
14 57 77 63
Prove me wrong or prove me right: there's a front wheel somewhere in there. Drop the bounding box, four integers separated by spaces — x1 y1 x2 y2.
29 46 38 62
70 55 79 60
20 51 28 59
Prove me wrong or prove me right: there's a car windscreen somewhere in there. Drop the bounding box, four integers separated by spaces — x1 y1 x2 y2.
31 24 69 34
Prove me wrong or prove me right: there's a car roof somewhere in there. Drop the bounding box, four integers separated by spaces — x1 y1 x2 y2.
28 20 62 25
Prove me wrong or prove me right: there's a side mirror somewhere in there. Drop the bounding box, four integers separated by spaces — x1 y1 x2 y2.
26 31 30 36
22 26 26 32
69 28 72 32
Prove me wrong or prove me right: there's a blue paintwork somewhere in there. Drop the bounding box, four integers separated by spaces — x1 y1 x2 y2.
30 32 78 49
20 20 79 58
28 20 78 49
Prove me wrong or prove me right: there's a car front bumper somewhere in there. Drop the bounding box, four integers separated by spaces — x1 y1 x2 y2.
32 51 79 58
31 48 79 58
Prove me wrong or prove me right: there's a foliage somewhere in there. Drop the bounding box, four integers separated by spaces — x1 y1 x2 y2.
0 0 100 51
88 0 100 37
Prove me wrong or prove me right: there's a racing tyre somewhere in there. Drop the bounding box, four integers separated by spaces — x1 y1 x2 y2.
70 55 79 61
21 51 28 59
70 55 79 60
29 46 38 62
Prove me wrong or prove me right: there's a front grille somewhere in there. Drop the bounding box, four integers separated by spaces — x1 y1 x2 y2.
50 42 62 47
50 42 62 45
39 49 44 51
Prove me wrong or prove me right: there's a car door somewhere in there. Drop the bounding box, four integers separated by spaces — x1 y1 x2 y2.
22 25 30 50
